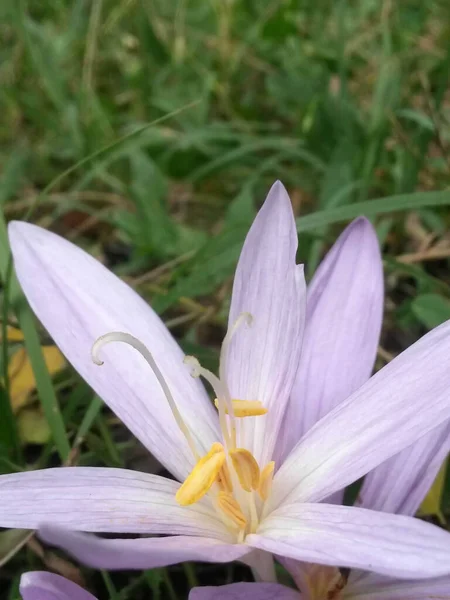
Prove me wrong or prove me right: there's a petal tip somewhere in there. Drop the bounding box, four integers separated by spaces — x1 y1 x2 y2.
349 215 378 239
8 220 41 246
341 217 381 259
8 219 25 239
267 180 290 205
261 181 296 238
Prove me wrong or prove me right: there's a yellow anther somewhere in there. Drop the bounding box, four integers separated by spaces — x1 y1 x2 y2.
214 399 267 418
217 461 233 494
258 461 275 501
176 443 226 506
217 492 247 529
229 448 260 492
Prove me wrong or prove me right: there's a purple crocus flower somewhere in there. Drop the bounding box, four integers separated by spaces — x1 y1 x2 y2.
1 182 450 581
20 572 96 600
188 199 450 599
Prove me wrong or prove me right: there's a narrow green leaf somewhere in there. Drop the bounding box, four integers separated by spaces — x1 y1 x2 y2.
411 294 450 330
101 571 118 600
74 395 103 446
0 146 29 207
297 191 450 232
13 302 70 461
0 384 20 465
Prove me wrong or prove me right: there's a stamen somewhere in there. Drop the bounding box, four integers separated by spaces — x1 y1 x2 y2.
249 491 259 533
229 448 260 492
176 443 226 506
184 355 233 449
214 399 267 418
216 491 247 529
258 461 275 501
92 332 199 460
217 461 233 494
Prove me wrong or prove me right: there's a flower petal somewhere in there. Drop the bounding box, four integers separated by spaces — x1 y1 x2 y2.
0 468 229 539
251 503 450 579
276 217 383 464
348 572 450 600
20 572 96 600
226 181 306 467
9 222 219 481
39 526 249 570
357 422 450 515
269 319 450 510
189 583 301 600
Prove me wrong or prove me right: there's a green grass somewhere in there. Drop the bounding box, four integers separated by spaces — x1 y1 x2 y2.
1 0 450 597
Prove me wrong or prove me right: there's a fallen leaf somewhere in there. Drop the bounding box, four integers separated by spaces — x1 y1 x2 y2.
17 407 51 444
9 346 65 412
3 326 24 342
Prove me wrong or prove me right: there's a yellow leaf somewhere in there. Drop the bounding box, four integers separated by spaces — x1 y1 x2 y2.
418 461 447 524
8 346 65 412
4 326 24 342
17 407 51 444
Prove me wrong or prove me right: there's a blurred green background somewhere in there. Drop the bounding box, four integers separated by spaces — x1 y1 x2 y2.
1 0 450 597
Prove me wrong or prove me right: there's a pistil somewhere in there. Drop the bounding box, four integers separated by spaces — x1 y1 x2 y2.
92 332 200 460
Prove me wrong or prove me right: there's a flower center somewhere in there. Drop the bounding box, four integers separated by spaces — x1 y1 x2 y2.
91 313 274 541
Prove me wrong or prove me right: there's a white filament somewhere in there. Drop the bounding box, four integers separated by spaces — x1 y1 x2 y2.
92 332 199 460
184 355 233 449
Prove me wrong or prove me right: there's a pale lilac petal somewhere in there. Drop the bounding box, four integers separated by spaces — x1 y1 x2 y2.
189 583 301 600
348 572 450 600
277 217 383 464
226 181 306 467
358 421 450 516
39 526 249 570
251 503 450 579
0 468 229 539
269 319 450 510
9 222 219 481
20 572 96 600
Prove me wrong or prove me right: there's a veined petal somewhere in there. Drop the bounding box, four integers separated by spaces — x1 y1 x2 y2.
40 526 249 570
189 583 301 600
0 468 229 539
269 319 450 510
226 181 306 467
357 422 450 515
276 218 383 464
20 572 96 600
9 222 219 481
251 503 450 579
348 571 450 600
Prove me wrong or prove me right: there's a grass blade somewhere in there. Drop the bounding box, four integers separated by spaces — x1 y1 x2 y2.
297 191 450 232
